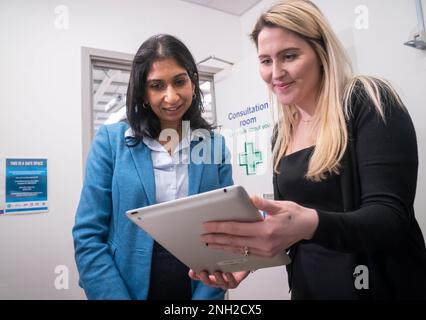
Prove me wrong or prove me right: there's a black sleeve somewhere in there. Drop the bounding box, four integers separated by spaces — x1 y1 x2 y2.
271 124 283 201
311 86 419 254
273 172 282 200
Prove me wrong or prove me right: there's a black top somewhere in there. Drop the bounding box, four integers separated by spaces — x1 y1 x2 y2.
273 82 426 299
276 147 358 299
147 241 191 300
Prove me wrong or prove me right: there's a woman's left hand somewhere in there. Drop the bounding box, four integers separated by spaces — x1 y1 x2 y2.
188 269 250 290
201 196 319 257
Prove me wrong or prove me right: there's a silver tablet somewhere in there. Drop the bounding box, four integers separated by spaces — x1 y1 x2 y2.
126 185 291 274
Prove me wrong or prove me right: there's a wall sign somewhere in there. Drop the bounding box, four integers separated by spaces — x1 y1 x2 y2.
238 142 263 175
0 158 48 215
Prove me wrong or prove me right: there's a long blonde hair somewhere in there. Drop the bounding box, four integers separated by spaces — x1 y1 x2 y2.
251 0 403 181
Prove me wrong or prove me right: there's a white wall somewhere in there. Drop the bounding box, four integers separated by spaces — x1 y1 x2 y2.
0 0 242 299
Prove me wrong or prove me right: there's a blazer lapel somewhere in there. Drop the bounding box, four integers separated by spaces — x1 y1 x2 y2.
128 141 156 205
188 140 204 196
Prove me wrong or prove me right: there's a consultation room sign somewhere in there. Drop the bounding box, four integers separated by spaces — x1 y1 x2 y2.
0 159 48 215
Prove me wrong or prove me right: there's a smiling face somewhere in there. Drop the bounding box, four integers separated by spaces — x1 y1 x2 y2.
145 58 195 131
257 27 322 111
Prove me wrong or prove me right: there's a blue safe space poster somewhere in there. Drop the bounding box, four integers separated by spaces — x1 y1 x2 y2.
0 158 48 215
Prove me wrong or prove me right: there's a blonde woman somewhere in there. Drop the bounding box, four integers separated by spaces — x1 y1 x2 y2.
189 0 426 299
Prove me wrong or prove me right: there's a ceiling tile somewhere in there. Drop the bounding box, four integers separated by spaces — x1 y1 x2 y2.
179 0 262 16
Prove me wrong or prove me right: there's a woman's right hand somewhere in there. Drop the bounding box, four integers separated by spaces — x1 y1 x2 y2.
188 269 250 290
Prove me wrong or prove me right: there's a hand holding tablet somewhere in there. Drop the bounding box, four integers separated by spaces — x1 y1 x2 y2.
126 186 291 274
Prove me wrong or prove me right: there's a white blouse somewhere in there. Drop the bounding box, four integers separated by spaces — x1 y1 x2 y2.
142 131 192 204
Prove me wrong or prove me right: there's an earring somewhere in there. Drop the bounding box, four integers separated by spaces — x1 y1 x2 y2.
142 102 150 109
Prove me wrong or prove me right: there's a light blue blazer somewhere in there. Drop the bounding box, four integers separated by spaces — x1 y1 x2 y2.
73 122 233 300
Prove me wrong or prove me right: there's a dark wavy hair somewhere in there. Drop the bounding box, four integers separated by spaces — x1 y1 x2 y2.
126 34 213 144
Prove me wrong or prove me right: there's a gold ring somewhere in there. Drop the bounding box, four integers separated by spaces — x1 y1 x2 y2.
244 246 250 257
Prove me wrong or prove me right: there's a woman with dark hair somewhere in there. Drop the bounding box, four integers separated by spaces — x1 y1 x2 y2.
73 34 233 300
126 34 213 142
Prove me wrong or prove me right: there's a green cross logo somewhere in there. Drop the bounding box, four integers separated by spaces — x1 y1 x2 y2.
239 142 263 175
